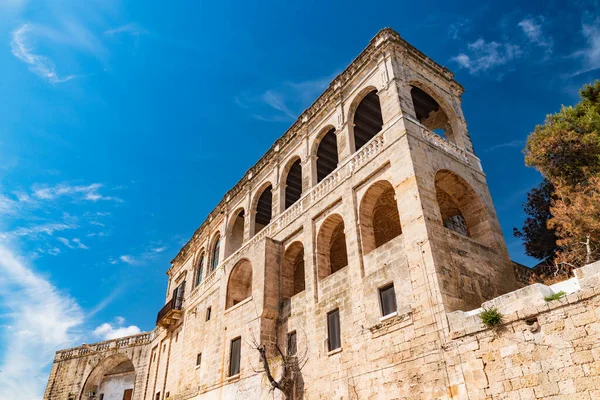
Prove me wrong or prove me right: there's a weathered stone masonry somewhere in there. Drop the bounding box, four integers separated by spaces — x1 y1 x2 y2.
44 28 600 400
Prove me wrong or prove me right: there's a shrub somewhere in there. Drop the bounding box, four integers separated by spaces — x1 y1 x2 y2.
544 291 566 302
479 307 503 327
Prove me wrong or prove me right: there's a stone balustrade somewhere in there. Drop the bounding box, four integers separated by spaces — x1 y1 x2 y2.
56 331 154 361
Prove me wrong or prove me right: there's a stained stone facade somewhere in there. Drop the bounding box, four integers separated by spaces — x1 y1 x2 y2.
44 28 600 400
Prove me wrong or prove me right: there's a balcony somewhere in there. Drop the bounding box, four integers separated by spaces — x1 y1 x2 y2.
156 281 185 328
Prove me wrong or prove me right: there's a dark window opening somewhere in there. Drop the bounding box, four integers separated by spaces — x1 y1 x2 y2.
316 128 339 183
255 185 273 233
410 86 454 142
330 222 348 274
287 331 297 356
327 309 341 351
379 283 398 316
99 395 104 400
155 393 161 400
229 337 242 376
206 306 211 321
227 209 245 256
211 236 220 272
353 91 383 151
285 159 303 209
196 353 202 366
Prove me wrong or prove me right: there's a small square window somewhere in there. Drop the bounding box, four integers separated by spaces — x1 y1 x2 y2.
229 337 241 376
155 392 161 400
98 395 104 400
206 307 212 321
327 309 341 351
287 331 297 356
196 353 202 367
379 283 397 317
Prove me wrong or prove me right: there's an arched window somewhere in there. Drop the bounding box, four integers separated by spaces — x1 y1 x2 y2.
410 86 455 142
194 252 205 287
211 235 220 272
353 90 383 151
435 170 491 244
226 259 252 309
226 209 245 257
359 181 402 253
316 128 338 183
284 158 302 209
317 214 348 280
254 184 272 234
282 242 305 299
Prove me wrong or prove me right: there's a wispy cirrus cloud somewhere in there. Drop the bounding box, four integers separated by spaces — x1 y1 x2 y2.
570 19 600 77
485 139 526 152
112 242 168 266
452 38 522 74
235 74 336 122
57 237 89 250
10 24 78 84
518 17 553 53
0 244 84 399
32 182 122 202
104 23 148 37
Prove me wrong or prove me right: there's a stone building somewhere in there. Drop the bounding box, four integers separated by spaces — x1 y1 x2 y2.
44 28 600 400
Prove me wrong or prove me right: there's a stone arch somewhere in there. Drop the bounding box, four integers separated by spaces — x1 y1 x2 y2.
359 180 402 253
435 169 491 245
209 231 221 273
409 80 459 143
317 214 348 280
252 182 273 235
226 259 253 309
282 156 303 209
312 126 339 183
282 241 305 299
349 87 383 152
80 354 135 400
193 249 206 287
225 207 245 257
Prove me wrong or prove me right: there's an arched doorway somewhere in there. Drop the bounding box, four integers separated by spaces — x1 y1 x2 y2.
80 354 135 400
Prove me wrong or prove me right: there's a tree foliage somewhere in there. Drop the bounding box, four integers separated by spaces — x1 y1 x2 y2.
513 179 559 261
520 80 600 267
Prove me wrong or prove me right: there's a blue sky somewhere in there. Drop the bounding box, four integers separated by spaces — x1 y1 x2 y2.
0 0 598 398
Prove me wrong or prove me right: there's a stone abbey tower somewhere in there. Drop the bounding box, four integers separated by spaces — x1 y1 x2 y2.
44 28 600 400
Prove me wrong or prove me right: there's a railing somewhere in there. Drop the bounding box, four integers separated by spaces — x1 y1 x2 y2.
56 331 154 361
419 126 471 165
187 130 388 305
156 292 183 325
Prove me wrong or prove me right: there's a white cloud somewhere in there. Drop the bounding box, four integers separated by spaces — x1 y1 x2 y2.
0 243 84 399
104 23 148 36
518 17 553 53
1 221 76 240
570 19 600 76
11 24 78 84
485 139 526 152
32 182 122 202
452 38 522 74
57 237 89 250
93 320 141 341
119 254 137 265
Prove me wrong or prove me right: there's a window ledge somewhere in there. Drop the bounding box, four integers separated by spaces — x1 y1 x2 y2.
226 373 240 382
379 311 398 322
224 296 252 314
327 347 342 356
195 365 201 370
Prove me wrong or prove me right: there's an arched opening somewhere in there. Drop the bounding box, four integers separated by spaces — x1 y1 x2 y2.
282 242 305 299
226 208 245 257
353 90 383 151
316 128 339 183
359 181 402 253
254 184 272 234
435 170 491 244
284 158 303 209
410 86 455 142
80 354 135 400
210 233 221 272
194 252 205 287
317 214 348 280
226 259 252 309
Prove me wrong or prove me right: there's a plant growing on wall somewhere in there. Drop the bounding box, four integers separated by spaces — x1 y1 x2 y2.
479 307 503 327
544 291 566 302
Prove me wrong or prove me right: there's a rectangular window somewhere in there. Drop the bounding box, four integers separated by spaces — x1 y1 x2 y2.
229 337 241 376
379 283 398 316
196 353 202 367
206 306 212 321
155 393 160 400
99 395 104 400
287 331 297 356
327 309 341 351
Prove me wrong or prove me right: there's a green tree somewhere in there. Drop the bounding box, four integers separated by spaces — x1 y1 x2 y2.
521 80 600 267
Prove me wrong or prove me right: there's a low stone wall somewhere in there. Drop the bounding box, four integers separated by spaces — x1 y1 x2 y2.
444 261 600 399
